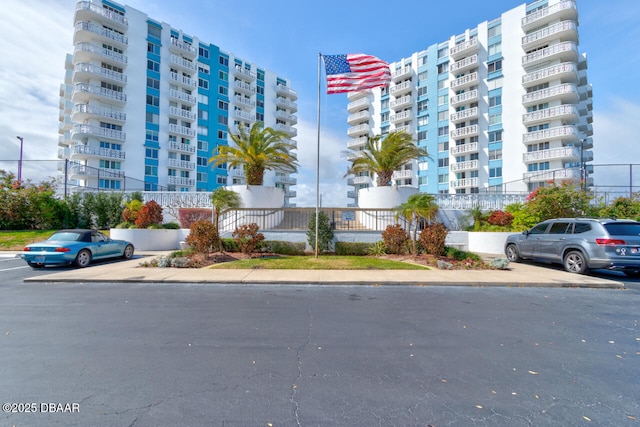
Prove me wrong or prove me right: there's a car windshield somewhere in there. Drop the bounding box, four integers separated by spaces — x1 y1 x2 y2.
48 232 83 241
603 223 640 236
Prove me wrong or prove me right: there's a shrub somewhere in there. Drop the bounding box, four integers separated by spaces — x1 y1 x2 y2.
232 223 264 256
487 210 514 227
163 222 181 229
122 199 143 223
185 220 219 254
366 241 387 256
419 223 449 256
221 238 239 252
135 200 163 228
445 246 481 262
307 211 334 253
264 240 305 255
382 224 409 255
335 242 372 256
178 208 212 229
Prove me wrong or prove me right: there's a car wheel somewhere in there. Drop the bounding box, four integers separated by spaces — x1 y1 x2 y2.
122 244 134 260
74 249 92 268
28 262 44 269
505 244 521 262
563 250 588 274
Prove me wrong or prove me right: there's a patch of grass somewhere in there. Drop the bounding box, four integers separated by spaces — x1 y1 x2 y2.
207 255 430 270
0 230 56 250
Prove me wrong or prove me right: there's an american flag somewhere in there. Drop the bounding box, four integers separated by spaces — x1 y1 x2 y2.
323 53 391 94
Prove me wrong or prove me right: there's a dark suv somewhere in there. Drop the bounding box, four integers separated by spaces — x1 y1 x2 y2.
504 218 640 275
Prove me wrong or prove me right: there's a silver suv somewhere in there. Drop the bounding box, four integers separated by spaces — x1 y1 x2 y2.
504 218 640 275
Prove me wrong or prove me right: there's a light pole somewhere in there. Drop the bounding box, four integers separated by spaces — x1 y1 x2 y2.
16 136 24 182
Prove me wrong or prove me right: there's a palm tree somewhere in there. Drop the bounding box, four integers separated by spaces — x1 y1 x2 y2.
210 187 242 251
345 131 428 186
208 121 298 185
395 193 439 255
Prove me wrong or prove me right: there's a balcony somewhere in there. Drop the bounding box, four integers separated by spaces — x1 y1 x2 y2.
170 54 197 72
524 168 580 182
72 104 126 124
522 41 578 68
73 63 127 85
169 123 196 138
450 142 478 155
234 110 256 124
276 97 298 112
395 124 412 134
450 54 478 73
70 164 125 179
169 141 196 154
169 72 197 89
347 124 370 138
390 95 412 110
71 83 127 106
75 1 128 29
275 175 297 185
169 37 197 58
522 20 578 50
347 110 370 125
449 38 478 60
450 124 478 139
347 151 365 162
523 146 579 163
68 144 125 160
392 169 413 180
275 110 297 124
169 89 197 105
522 125 579 144
450 89 478 106
275 84 297 100
233 66 256 82
168 176 195 187
451 177 478 188
390 110 412 124
390 80 412 97
274 124 297 137
234 80 256 96
347 137 368 150
522 62 578 87
522 0 577 31
347 191 358 199
352 176 372 185
450 107 478 123
450 160 478 172
168 159 196 170
168 106 196 121
234 95 256 108
71 124 125 142
522 83 578 106
522 105 579 125
391 66 413 81
285 190 297 199
74 42 127 65
347 96 370 112
74 21 127 47
450 72 478 90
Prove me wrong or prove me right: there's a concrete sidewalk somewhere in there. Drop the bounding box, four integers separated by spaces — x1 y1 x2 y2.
15 252 626 288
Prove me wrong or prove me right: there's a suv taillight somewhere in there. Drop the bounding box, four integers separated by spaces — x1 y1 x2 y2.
596 238 626 246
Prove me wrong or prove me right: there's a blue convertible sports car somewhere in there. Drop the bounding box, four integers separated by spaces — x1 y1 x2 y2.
20 229 135 268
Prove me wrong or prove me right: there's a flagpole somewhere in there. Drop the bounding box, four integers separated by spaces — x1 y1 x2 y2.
315 53 322 258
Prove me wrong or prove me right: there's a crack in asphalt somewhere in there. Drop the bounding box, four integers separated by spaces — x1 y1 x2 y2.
290 302 312 427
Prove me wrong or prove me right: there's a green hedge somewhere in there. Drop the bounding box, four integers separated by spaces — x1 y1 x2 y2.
335 242 372 256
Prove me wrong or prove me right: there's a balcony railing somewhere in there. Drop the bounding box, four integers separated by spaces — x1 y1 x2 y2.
450 177 478 188
235 80 256 95
450 142 478 155
168 106 196 121
391 66 413 80
234 110 256 123
450 54 478 73
522 62 577 86
170 72 197 88
169 38 197 56
450 107 478 123
71 124 125 141
169 89 197 105
75 1 128 27
74 21 128 45
276 97 298 111
390 95 411 109
450 72 478 89
390 81 412 96
168 176 195 187
522 83 578 105
523 146 578 162
450 160 478 172
234 95 256 108
72 104 126 122
74 42 127 64
450 38 478 58
450 125 478 139
450 89 478 106
169 124 196 138
170 54 197 71
522 20 577 48
347 137 368 150
347 110 370 124
74 63 127 84
69 144 125 159
522 41 577 67
522 0 577 29
347 124 370 137
522 105 579 124
524 168 580 181
274 124 297 136
275 84 297 99
390 110 412 123
522 125 579 143
347 97 370 112
168 159 196 170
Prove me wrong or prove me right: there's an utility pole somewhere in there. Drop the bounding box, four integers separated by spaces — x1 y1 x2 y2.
16 136 24 182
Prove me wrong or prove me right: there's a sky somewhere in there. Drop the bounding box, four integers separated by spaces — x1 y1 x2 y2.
0 0 638 207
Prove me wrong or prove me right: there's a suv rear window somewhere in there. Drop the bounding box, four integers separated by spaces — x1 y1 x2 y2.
603 223 640 236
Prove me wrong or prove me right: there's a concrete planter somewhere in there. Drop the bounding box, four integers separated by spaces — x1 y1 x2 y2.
110 228 189 251
222 185 285 233
357 186 418 209
446 231 513 255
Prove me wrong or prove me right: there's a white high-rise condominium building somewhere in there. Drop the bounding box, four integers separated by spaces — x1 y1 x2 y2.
346 0 593 205
58 1 298 205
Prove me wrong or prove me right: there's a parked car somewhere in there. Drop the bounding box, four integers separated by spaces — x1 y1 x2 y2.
20 229 135 268
504 218 640 276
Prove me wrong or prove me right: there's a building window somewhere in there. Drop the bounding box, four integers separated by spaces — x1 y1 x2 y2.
418 130 428 141
488 23 502 38
438 174 448 184
438 158 449 167
218 100 228 111
145 130 159 142
489 149 502 160
488 60 502 73
145 166 158 176
199 46 210 59
437 47 448 58
218 71 228 81
418 116 429 126
147 24 161 39
489 113 502 125
438 94 448 105
147 60 160 72
489 94 502 107
488 42 502 56
438 141 449 152
488 130 503 142
198 110 208 120
419 176 428 185
438 126 449 136
438 111 448 122
198 78 209 89
145 112 159 124
146 95 159 107
219 55 229 67
147 77 160 90
218 116 228 125
198 126 208 136
99 179 121 190
437 63 448 74
145 148 158 159
198 94 209 105
217 130 227 140
147 42 160 55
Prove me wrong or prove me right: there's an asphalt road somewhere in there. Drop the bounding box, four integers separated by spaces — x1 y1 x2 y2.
1 272 639 426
